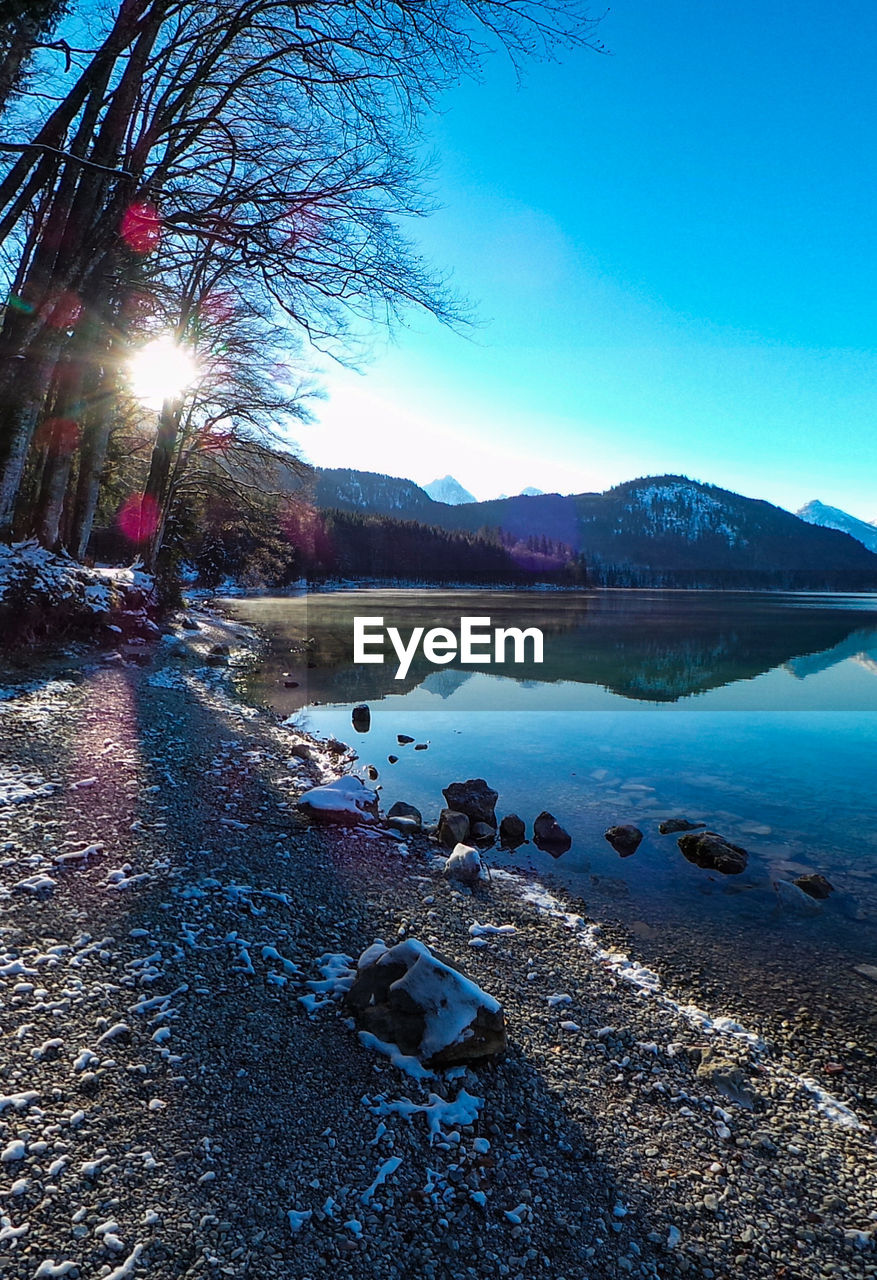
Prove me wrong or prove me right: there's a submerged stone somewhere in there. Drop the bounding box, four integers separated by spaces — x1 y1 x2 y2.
677 830 748 875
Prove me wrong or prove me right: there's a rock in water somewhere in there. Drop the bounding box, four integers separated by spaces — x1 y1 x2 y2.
297 777 378 824
352 704 371 732
345 938 506 1067
397 734 415 744
658 817 705 835
438 809 470 849
774 879 822 915
533 811 572 857
499 814 526 848
794 873 834 900
604 824 643 857
470 821 496 846
677 830 748 875
444 843 484 887
387 800 422 833
442 779 498 828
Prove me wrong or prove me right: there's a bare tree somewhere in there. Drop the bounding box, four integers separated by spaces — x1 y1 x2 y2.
0 0 604 547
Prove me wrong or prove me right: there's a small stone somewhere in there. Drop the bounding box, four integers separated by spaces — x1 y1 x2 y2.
604 825 643 857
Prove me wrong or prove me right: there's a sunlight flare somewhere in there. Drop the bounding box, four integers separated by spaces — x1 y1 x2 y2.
127 335 200 409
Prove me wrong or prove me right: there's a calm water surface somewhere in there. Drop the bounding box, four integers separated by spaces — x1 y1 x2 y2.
222 590 877 1028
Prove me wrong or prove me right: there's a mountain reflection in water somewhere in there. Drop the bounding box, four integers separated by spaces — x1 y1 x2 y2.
221 589 877 712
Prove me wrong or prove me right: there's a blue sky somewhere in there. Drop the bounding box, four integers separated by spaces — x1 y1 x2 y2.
296 1 877 521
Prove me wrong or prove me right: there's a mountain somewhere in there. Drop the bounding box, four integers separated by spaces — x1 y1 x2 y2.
519 486 545 497
311 468 877 589
796 500 877 555
312 467 438 518
424 475 476 505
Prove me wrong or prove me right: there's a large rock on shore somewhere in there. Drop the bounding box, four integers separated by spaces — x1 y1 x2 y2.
533 811 572 857
604 824 643 857
297 776 378 824
345 938 506 1067
678 830 748 875
442 779 498 828
438 808 470 848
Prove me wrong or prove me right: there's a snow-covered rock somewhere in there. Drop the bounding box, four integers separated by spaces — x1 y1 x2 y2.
346 938 506 1066
443 844 485 887
297 776 378 824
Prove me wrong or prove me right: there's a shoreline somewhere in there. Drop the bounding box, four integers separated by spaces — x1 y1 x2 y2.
0 613 875 1278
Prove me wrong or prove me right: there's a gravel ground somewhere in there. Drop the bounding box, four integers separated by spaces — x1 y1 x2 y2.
1 613 876 1280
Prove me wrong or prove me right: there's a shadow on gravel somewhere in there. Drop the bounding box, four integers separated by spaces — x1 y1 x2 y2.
101 663 670 1280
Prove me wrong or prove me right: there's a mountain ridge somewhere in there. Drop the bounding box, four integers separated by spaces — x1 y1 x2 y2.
300 466 877 589
796 499 877 554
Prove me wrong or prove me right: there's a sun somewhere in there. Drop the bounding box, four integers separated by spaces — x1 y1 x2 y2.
127 335 200 409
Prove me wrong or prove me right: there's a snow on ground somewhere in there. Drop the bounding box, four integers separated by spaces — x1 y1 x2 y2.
0 541 154 617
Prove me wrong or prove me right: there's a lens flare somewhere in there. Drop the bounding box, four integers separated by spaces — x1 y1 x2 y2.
127 336 200 409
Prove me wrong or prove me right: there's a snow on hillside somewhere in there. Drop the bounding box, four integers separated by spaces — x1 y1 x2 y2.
796 500 877 554
424 475 476 505
621 480 743 545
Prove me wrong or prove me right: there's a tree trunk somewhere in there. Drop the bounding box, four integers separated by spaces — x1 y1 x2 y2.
68 399 112 561
141 397 182 571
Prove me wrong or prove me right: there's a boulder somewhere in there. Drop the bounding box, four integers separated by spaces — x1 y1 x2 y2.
794 873 834 900
533 811 572 857
387 755 399 764
499 814 526 848
297 776 378 824
438 808 470 849
284 679 300 688
387 800 422 833
397 734 415 744
364 764 379 781
414 743 429 751
180 615 200 631
604 824 643 857
352 704 371 732
442 779 498 828
658 817 705 835
345 938 506 1067
204 652 228 667
209 643 230 656
470 821 496 846
677 830 748 875
290 742 312 761
444 843 484 887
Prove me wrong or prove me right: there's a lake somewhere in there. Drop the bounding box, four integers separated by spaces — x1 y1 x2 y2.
221 589 877 1033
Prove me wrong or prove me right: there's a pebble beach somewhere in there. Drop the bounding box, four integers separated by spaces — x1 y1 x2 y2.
1 611 876 1280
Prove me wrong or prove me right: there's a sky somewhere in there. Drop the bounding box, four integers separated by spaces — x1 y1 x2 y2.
292 1 877 522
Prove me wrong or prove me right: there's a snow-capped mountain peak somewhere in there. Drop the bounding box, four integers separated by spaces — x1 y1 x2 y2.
796 500 877 554
424 475 476 505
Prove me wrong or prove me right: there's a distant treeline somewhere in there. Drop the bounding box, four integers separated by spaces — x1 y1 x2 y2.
290 509 589 586
92 498 590 588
